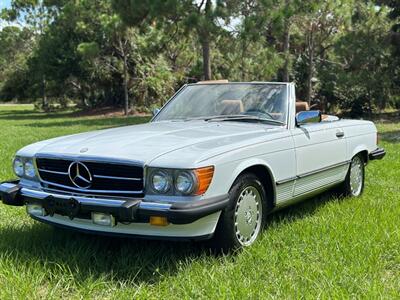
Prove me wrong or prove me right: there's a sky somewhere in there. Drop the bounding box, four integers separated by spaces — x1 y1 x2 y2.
0 0 11 10
0 0 240 31
0 0 16 29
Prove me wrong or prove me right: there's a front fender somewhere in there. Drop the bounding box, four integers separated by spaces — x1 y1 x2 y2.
227 158 276 191
205 158 278 199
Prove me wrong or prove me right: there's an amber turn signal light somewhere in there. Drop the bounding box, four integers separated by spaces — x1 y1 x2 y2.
194 166 214 195
150 216 169 226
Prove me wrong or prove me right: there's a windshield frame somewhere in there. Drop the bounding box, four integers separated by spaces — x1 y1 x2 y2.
152 82 290 127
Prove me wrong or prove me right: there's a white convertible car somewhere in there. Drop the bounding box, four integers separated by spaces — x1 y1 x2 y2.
1 82 385 249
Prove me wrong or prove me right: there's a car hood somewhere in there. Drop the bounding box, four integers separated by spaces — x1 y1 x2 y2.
18 120 285 167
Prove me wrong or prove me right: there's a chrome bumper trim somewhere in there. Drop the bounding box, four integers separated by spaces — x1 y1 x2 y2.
0 182 19 193
1 181 228 225
19 186 171 211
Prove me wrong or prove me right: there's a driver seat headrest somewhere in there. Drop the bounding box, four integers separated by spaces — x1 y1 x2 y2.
220 100 244 115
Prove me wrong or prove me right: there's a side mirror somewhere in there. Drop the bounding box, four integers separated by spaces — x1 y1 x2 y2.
296 110 322 126
152 108 160 117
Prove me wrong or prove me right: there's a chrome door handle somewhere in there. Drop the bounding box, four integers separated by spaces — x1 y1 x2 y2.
336 131 345 138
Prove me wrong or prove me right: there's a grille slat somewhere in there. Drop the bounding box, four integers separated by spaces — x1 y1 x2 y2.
38 169 69 176
93 174 141 181
36 158 144 197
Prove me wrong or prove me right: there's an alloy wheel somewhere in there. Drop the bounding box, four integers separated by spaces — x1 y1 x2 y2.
349 156 364 196
234 186 263 246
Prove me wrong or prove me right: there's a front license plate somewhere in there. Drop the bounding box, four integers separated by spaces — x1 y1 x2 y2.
41 196 81 219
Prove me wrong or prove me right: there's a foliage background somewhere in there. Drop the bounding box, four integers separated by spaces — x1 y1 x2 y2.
0 0 399 116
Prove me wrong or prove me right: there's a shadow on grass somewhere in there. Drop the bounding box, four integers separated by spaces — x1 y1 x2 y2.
0 190 340 285
0 109 77 121
380 130 400 144
370 111 400 122
0 222 205 285
0 109 151 127
0 108 150 128
0 106 151 128
267 189 340 227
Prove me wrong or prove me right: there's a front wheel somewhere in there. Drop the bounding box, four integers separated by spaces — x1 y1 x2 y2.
210 173 267 251
339 154 365 197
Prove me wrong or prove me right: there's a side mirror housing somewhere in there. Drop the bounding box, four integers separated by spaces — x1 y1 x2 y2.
152 108 160 117
296 110 322 126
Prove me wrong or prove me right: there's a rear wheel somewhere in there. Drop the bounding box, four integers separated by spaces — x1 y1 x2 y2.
339 154 365 197
211 173 267 251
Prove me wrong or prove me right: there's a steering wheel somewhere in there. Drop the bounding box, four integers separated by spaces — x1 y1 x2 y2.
243 109 274 119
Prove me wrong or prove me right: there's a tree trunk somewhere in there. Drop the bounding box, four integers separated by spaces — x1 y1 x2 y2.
282 18 290 82
241 38 246 81
81 94 87 108
42 75 48 110
201 36 212 81
120 38 129 116
123 55 129 116
306 24 315 105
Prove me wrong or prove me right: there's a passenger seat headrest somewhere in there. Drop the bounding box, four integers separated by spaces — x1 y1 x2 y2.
296 101 310 113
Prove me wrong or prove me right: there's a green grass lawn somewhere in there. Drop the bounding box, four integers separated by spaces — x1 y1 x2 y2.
0 105 399 299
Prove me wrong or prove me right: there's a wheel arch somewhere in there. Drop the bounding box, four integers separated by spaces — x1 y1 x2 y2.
229 160 276 210
351 146 369 164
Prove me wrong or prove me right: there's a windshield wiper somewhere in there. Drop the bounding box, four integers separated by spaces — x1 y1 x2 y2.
204 115 285 125
182 115 285 125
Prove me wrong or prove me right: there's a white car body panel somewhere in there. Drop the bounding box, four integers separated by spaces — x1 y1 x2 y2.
9 82 381 239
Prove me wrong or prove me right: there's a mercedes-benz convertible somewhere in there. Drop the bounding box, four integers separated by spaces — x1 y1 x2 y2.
0 82 385 249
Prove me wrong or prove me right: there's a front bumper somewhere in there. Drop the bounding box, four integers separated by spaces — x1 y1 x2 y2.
0 181 228 239
369 148 386 161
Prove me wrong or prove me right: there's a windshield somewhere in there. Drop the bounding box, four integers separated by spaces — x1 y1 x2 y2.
153 83 288 124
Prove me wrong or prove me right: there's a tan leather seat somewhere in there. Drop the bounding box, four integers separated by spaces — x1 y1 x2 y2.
296 101 310 113
220 100 244 115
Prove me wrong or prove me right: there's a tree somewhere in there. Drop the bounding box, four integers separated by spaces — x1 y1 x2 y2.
257 0 302 82
292 0 354 104
1 0 59 109
376 0 400 107
28 1 135 113
0 0 398 116
326 3 396 114
237 0 308 83
0 26 34 101
112 0 234 81
92 13 133 115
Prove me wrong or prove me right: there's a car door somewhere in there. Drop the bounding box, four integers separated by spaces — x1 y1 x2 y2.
291 121 347 197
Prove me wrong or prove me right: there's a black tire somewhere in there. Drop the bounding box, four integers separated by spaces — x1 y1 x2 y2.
338 154 365 197
210 173 268 252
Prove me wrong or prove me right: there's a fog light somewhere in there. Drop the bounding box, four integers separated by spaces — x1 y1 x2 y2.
26 204 45 216
92 212 115 227
150 216 169 226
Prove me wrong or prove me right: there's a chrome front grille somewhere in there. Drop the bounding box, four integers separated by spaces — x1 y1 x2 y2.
36 157 144 197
